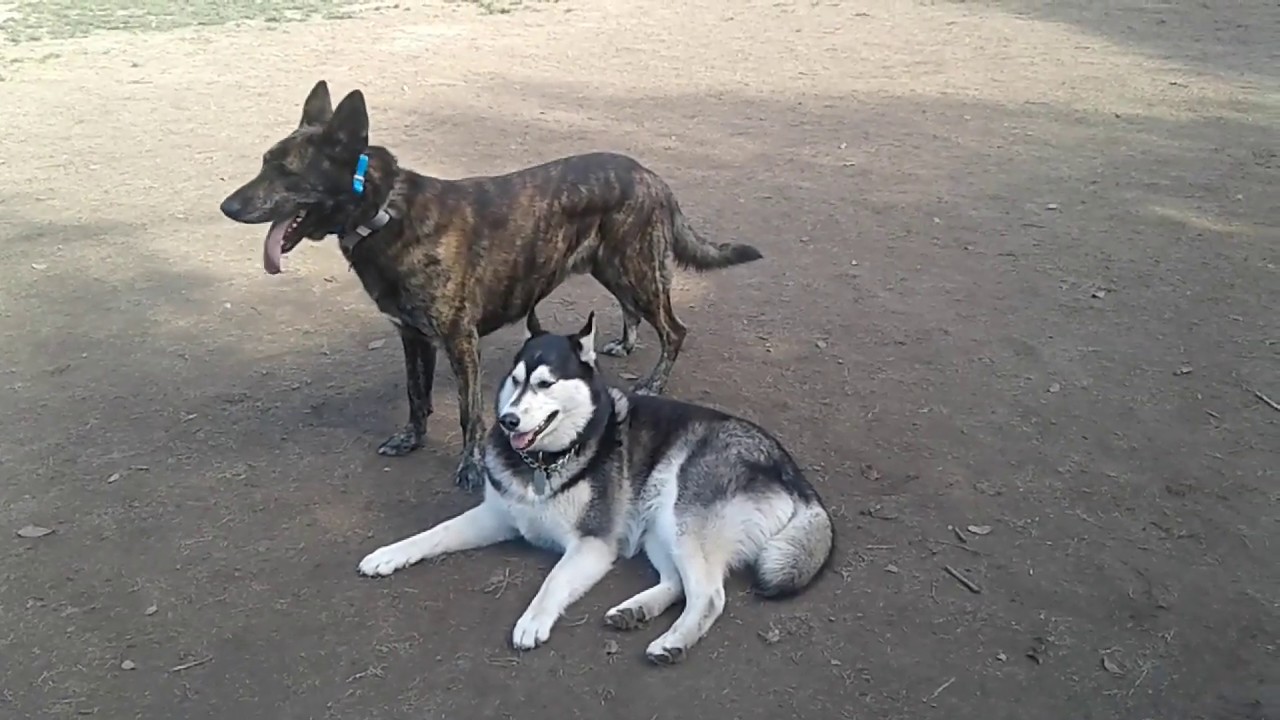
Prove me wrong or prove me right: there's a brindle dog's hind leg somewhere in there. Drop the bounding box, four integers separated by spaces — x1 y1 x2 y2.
378 330 436 456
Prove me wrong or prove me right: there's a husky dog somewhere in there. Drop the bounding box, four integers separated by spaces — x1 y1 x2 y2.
358 312 835 664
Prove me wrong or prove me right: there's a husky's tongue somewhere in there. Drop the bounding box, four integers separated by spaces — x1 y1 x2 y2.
510 431 536 452
263 218 289 275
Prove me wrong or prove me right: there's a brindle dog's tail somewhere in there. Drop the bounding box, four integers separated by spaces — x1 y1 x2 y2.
670 202 763 271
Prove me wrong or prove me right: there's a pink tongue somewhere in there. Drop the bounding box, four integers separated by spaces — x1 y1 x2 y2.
510 432 534 451
263 219 289 275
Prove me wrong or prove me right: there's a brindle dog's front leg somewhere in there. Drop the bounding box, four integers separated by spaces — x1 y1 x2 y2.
378 330 437 457
442 326 486 492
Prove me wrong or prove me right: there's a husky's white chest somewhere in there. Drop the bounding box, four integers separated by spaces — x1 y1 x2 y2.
499 483 592 553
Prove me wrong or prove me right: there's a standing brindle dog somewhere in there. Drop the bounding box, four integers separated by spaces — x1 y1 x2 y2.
219 81 763 490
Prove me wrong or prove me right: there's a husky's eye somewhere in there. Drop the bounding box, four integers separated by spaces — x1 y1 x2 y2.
535 379 555 390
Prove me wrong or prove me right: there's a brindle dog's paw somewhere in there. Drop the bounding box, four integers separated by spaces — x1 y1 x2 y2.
600 338 635 357
604 606 649 631
377 428 423 457
631 380 665 397
453 455 487 492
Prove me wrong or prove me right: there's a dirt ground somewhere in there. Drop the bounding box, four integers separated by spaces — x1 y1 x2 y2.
1 0 1276 717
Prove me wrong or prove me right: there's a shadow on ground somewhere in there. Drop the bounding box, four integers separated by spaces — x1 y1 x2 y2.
950 0 1280 85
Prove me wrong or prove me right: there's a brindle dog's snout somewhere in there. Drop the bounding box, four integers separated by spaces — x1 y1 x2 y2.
498 413 521 432
219 193 246 221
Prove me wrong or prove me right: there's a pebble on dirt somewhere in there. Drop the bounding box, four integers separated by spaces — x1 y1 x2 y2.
15 525 53 538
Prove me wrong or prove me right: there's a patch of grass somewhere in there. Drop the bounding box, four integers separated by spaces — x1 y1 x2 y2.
0 0 358 44
448 0 560 16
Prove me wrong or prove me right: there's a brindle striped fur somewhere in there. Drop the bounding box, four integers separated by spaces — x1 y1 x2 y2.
219 81 763 491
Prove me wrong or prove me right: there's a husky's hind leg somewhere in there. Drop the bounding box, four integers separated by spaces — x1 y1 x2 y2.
605 533 684 631
644 532 729 665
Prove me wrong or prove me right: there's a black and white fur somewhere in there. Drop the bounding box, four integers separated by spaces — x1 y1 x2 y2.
357 312 835 664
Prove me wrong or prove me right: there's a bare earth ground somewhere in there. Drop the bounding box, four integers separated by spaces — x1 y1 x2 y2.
1 0 1277 718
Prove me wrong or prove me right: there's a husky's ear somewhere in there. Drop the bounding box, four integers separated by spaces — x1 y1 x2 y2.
523 311 545 340
570 311 597 366
299 80 333 128
325 89 369 151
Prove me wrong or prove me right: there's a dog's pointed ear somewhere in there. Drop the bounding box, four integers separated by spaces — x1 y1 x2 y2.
325 89 369 150
299 80 333 128
523 311 545 340
570 311 597 366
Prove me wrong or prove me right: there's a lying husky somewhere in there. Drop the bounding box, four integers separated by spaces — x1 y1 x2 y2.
358 312 835 664
218 81 763 491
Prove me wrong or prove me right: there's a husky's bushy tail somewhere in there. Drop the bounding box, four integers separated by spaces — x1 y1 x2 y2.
670 201 763 271
753 496 836 598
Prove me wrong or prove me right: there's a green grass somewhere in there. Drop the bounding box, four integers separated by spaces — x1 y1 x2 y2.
448 0 560 16
0 0 356 43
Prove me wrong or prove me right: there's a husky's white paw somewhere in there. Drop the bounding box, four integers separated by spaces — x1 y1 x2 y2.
644 635 688 665
358 544 419 577
511 607 557 650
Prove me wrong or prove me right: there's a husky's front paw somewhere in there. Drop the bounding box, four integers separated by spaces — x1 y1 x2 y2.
644 636 688 665
511 608 557 651
453 454 486 492
377 427 423 457
358 544 419 577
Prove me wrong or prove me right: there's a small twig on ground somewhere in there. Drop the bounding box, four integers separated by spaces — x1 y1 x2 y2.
1127 663 1151 696
926 539 986 556
922 677 956 703
1250 388 1280 413
944 565 982 594
168 656 213 674
346 665 386 682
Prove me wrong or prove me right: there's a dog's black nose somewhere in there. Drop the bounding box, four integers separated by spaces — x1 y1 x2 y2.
219 196 243 221
498 413 521 431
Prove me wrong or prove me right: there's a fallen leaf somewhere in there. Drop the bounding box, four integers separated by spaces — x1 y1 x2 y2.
814 339 828 350
367 339 387 350
120 660 136 671
966 525 993 536
618 371 639 381
30 263 48 270
1045 203 1060 211
884 564 900 574
758 625 782 645
145 604 158 616
1091 289 1107 299
1101 655 1125 676
16 525 53 538
106 472 122 484
1174 366 1193 376
996 652 1008 662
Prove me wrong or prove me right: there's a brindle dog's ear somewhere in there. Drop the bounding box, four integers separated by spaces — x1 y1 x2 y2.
570 311 597 366
524 310 545 340
299 80 333 128
326 89 369 151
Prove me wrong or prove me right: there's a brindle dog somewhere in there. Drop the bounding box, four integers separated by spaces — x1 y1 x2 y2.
219 81 763 491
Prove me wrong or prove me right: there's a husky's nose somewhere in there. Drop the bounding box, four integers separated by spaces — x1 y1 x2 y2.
498 413 521 432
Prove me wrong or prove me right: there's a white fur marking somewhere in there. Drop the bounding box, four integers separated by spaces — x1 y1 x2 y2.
512 537 616 650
